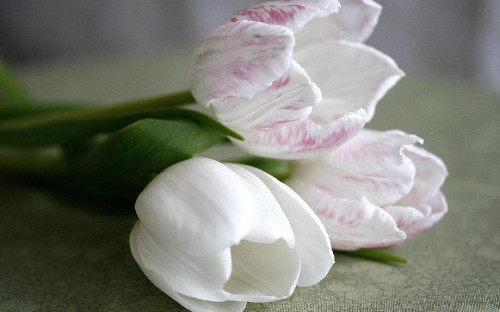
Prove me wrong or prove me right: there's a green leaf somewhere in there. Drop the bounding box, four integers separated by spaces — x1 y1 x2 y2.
0 59 30 105
66 118 226 201
335 248 408 264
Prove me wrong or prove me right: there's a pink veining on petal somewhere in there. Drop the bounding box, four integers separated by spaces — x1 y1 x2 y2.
191 21 294 103
340 174 404 194
230 4 306 26
236 112 366 159
294 125 349 152
254 119 294 131
316 205 336 219
271 74 291 89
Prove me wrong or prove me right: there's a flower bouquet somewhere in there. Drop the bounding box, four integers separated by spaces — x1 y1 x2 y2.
0 1 448 311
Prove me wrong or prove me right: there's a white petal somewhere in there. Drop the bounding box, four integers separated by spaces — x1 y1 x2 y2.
131 222 235 302
295 40 404 121
224 239 300 302
291 130 421 206
131 223 247 311
228 0 340 33
296 0 381 46
386 192 448 238
398 145 449 207
135 158 254 255
225 164 295 247
231 109 367 159
288 182 406 250
191 21 294 105
219 164 301 302
243 165 334 287
210 60 321 132
173 294 246 312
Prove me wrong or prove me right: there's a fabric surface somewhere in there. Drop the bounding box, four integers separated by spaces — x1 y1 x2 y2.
1 56 499 311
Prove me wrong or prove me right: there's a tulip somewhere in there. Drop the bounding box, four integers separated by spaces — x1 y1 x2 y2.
286 129 448 250
130 157 334 312
190 0 403 159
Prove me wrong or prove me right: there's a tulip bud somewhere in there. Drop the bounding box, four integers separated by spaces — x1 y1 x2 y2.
130 157 334 312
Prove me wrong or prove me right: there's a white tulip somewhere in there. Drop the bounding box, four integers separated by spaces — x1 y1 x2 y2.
130 157 334 312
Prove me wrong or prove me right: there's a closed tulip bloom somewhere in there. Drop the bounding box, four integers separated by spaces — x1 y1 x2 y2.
190 0 403 159
286 129 448 250
130 158 334 312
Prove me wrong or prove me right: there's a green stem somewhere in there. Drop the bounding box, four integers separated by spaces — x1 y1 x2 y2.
87 90 195 116
0 90 196 147
0 101 88 120
0 148 66 178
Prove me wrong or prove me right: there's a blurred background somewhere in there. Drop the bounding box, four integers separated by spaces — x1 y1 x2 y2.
0 0 499 93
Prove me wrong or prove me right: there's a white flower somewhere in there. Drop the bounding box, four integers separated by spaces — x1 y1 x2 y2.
190 0 403 159
130 157 334 312
286 129 448 250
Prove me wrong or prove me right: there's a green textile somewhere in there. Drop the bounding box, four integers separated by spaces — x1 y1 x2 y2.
1 57 499 311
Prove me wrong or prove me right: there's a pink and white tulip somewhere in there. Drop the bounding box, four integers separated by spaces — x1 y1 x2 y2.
130 158 334 312
190 0 403 159
286 129 448 250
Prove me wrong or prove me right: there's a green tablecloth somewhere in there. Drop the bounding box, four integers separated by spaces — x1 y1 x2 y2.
1 56 499 311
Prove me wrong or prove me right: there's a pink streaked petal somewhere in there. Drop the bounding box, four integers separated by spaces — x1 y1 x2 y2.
288 182 406 250
293 157 416 207
288 129 422 205
385 191 448 238
191 21 294 105
231 109 367 159
210 60 321 131
336 0 381 42
295 40 404 122
398 145 449 207
228 0 340 33
296 0 381 47
320 129 422 174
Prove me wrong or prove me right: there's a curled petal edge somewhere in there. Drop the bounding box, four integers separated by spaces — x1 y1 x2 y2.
231 109 367 159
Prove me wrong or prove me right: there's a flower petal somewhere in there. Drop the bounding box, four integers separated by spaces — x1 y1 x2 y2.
295 40 404 121
231 109 367 159
319 129 422 174
228 0 340 33
288 182 406 250
130 223 246 312
243 165 334 287
296 0 381 46
386 192 448 238
291 130 421 206
191 21 294 105
135 158 254 256
131 222 235 302
225 164 295 247
398 145 449 207
224 239 300 302
210 60 321 132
